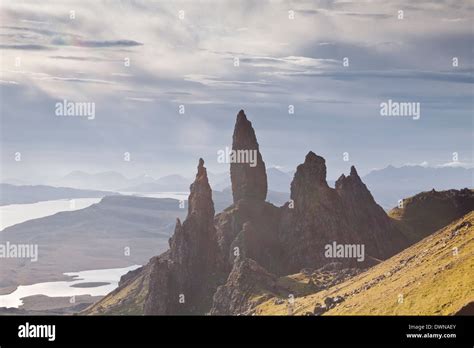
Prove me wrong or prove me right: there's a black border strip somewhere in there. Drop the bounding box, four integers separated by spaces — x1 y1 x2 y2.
0 315 472 346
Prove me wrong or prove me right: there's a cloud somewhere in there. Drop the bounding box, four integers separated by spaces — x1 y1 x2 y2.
240 55 339 70
51 38 143 48
269 164 285 170
262 69 474 84
436 161 474 169
48 55 119 62
403 161 430 167
442 18 467 22
1 25 143 49
0 0 472 181
0 44 53 50
303 98 355 104
38 76 116 85
340 12 391 19
0 80 19 85
125 97 155 102
183 74 270 88
301 9 392 19
401 161 474 169
1 25 61 37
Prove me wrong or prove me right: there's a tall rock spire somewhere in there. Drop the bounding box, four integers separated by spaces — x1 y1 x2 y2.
187 158 215 220
169 158 216 266
230 110 267 203
145 158 220 314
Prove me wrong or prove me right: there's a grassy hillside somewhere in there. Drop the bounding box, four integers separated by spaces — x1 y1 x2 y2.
83 264 151 315
256 211 474 315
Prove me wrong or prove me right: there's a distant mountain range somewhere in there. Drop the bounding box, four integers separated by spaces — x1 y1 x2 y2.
6 162 469 210
47 168 293 194
53 171 155 191
362 165 473 209
121 174 191 192
0 184 117 206
22 164 470 211
0 183 288 211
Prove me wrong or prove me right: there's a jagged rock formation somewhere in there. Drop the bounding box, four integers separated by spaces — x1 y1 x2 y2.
335 165 405 258
278 153 405 274
85 159 222 315
210 257 288 315
85 109 471 316
143 158 221 314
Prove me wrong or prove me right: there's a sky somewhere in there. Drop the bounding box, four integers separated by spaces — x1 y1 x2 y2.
0 0 473 184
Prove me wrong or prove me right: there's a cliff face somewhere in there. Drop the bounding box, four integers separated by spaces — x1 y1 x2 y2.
278 152 349 273
85 109 469 316
278 154 405 274
334 166 405 259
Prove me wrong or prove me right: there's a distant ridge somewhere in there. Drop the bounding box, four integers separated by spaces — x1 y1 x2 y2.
0 183 117 205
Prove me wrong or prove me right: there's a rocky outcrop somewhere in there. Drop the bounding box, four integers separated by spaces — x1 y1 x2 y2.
215 199 284 274
278 152 344 273
278 153 405 274
212 113 407 312
86 109 467 316
143 255 174 314
143 159 222 314
168 159 218 276
335 165 405 258
230 110 268 203
210 257 287 315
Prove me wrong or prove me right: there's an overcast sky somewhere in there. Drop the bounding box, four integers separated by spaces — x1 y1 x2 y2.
0 0 473 183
